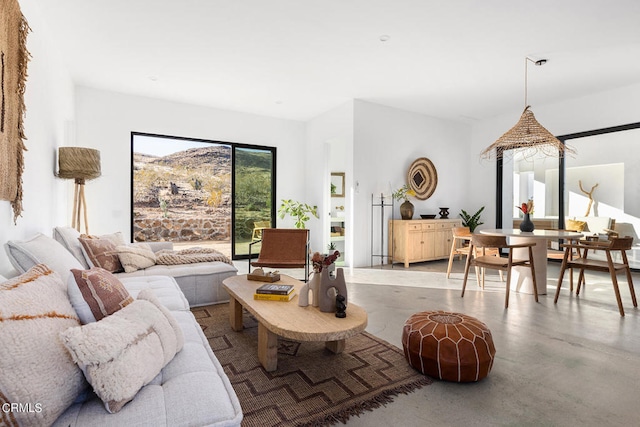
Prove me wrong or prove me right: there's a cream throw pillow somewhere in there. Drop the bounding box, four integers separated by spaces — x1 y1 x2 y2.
0 265 86 427
60 288 183 413
116 243 156 272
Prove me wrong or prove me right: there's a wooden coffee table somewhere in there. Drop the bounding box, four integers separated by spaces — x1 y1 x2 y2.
222 274 368 372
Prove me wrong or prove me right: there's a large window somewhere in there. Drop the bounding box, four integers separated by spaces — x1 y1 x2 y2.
497 122 640 268
131 133 276 259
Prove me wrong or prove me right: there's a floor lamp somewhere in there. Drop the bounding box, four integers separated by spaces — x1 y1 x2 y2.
57 147 101 234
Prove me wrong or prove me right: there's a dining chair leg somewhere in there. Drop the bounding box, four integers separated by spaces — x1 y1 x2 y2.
576 269 586 295
446 243 456 278
621 252 637 307
504 268 511 308
554 253 569 304
461 259 471 298
610 272 625 317
529 246 539 303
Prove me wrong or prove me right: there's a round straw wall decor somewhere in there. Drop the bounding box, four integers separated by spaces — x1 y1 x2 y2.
407 157 437 200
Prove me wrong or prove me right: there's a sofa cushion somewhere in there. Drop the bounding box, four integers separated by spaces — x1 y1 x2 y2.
116 243 156 273
53 226 90 268
53 309 243 427
0 264 87 427
69 267 135 324
565 218 587 232
60 289 183 414
5 233 84 281
79 234 125 273
119 275 190 312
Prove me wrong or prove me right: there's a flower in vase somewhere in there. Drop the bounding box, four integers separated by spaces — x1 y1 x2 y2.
392 184 416 202
517 199 534 215
311 250 340 273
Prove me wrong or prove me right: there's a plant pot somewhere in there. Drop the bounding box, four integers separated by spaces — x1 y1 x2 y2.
400 200 414 220
519 213 535 232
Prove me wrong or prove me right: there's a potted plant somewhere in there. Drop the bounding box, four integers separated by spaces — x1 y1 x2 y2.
278 199 319 229
393 184 416 220
460 206 485 232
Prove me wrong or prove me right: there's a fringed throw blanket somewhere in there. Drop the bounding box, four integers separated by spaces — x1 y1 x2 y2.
155 247 233 266
0 0 30 223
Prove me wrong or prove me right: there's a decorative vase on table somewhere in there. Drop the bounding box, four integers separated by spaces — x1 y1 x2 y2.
519 213 535 232
400 200 414 220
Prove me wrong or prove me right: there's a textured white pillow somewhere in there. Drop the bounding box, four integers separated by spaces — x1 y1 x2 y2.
5 233 84 280
0 265 86 426
59 289 183 413
52 226 90 268
116 243 156 273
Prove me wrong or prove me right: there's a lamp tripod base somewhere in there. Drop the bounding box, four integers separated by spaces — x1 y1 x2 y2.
71 179 90 235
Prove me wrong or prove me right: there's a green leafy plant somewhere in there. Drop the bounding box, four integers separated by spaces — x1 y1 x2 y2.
460 206 485 232
278 199 319 229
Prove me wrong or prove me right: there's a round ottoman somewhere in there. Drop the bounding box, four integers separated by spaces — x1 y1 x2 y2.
402 311 495 382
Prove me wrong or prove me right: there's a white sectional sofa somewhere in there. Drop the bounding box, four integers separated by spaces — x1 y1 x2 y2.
50 226 238 307
1 231 243 426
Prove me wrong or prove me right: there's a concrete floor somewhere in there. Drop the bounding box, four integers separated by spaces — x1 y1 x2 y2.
236 258 640 426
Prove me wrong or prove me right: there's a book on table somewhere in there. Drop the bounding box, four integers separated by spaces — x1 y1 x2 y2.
255 283 294 295
253 292 296 302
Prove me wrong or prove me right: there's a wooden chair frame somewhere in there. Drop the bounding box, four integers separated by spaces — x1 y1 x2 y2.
447 227 503 286
462 234 538 308
554 236 637 316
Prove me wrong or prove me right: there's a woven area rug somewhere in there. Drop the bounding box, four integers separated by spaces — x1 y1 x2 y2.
192 304 431 427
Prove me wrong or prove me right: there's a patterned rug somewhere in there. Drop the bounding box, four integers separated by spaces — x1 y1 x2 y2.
192 304 431 427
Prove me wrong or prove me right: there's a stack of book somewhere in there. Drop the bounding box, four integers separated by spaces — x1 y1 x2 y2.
253 283 295 301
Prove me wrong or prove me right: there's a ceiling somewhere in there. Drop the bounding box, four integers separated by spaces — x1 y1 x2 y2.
36 0 640 122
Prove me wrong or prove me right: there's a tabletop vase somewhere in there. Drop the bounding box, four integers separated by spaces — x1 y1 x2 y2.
519 213 535 232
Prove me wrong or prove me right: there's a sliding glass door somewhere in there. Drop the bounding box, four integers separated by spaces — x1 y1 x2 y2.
131 133 275 260
232 146 276 258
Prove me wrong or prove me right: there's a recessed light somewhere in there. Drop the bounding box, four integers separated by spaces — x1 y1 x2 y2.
148 75 158 81
379 35 390 42
275 100 283 105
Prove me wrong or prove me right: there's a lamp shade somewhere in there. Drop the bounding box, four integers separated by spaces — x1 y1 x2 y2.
481 106 576 160
58 147 101 180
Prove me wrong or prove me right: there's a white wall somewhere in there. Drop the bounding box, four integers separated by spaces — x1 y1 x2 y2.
74 87 307 240
352 100 472 267
469 83 640 230
0 0 75 276
305 101 354 261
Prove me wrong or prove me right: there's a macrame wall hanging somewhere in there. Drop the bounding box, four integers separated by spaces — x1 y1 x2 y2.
0 0 31 223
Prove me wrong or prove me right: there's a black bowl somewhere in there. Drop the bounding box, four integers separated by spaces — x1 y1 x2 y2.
420 214 437 219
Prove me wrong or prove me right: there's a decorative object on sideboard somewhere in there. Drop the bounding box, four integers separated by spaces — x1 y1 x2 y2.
480 57 576 160
439 207 450 219
407 157 438 200
517 199 535 232
460 206 485 232
57 147 102 234
393 184 415 220
0 0 30 223
420 214 437 219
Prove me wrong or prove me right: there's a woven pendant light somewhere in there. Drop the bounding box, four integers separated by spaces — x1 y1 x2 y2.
481 58 575 160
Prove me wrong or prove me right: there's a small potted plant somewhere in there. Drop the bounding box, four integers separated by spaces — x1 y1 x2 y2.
393 184 416 220
460 206 485 232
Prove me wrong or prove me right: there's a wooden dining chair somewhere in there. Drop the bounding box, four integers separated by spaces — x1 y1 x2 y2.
462 234 538 308
554 236 637 316
446 227 503 286
248 228 310 282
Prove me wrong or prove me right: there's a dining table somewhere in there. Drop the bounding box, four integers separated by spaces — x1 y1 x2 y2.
479 229 583 295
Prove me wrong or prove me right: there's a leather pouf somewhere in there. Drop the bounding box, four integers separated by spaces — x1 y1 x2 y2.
402 311 496 382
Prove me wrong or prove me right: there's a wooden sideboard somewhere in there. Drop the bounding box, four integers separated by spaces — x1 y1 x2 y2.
389 219 462 268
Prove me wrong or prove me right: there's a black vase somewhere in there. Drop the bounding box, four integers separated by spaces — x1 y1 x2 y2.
519 213 535 232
